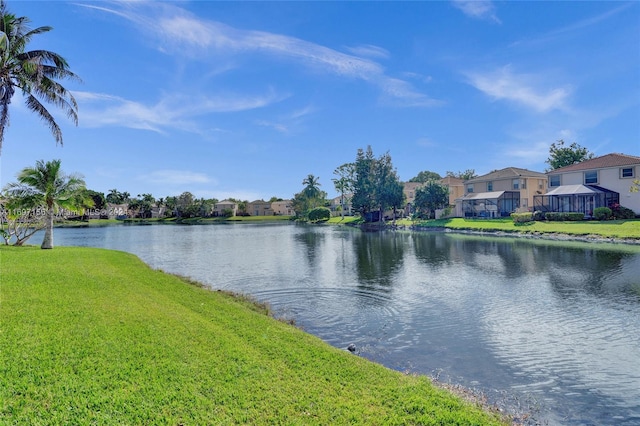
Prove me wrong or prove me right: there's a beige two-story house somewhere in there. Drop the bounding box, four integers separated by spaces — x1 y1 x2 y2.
271 200 295 216
534 153 640 216
440 176 465 207
247 200 273 216
213 200 238 217
456 167 547 217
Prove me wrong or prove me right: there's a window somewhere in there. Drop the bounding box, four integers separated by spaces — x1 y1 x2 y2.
538 179 545 190
549 175 561 187
584 171 598 185
487 181 493 191
467 184 474 193
512 179 520 190
621 167 635 178
521 179 527 189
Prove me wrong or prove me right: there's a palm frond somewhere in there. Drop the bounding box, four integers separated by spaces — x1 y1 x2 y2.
24 94 63 145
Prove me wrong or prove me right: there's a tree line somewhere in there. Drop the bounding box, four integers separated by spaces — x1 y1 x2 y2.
291 146 472 223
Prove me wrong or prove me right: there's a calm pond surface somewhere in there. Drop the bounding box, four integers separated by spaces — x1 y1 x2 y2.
49 223 640 425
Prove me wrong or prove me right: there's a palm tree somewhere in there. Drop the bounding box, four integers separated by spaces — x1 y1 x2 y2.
0 1 80 152
4 159 90 249
302 174 321 200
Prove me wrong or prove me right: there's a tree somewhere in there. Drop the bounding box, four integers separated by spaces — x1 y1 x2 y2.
414 180 449 219
351 146 404 222
351 146 377 218
176 191 198 218
0 194 44 245
308 206 331 222
302 174 322 201
164 196 178 217
545 140 594 171
0 2 80 152
409 170 442 183
106 189 129 204
292 175 327 219
332 162 355 218
446 169 477 180
374 152 404 222
85 190 105 211
4 159 90 248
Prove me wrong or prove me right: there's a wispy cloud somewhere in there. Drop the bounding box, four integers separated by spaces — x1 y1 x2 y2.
73 90 285 133
343 44 390 59
511 2 634 47
416 137 437 148
465 66 571 113
80 2 438 108
452 0 501 24
255 120 289 134
254 105 316 134
145 170 214 186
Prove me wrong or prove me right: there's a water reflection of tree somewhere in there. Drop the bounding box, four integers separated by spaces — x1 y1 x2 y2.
436 235 532 279
536 246 639 301
353 231 406 292
411 233 454 267
294 227 326 267
440 234 639 303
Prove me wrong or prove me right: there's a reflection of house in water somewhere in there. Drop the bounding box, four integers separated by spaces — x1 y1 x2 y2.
534 153 640 216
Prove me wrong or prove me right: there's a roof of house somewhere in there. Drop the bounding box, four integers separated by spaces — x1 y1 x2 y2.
544 184 616 196
460 190 520 200
465 167 547 183
547 153 640 174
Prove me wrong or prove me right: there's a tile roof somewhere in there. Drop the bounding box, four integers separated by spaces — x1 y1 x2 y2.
465 167 547 183
548 153 640 174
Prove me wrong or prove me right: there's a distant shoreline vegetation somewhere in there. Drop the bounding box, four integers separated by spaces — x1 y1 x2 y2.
54 216 640 244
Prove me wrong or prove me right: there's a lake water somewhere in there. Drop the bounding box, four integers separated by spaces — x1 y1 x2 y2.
47 223 640 425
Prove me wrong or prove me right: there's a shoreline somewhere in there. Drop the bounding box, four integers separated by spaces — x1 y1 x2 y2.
407 225 640 245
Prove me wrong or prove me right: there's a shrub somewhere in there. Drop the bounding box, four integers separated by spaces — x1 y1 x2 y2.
308 207 331 222
593 207 612 221
545 212 585 221
511 212 533 223
609 203 635 220
532 210 545 221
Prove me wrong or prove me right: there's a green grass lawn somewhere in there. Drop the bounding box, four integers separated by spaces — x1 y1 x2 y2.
406 218 640 239
0 246 506 425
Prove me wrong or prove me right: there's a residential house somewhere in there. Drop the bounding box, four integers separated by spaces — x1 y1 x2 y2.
456 167 547 217
213 200 238 217
247 200 273 216
403 182 423 216
271 200 295 216
150 206 165 219
328 195 352 216
439 176 465 207
403 178 463 217
534 153 640 216
106 203 129 220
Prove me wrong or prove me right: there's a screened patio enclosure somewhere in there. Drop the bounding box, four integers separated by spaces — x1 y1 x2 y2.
533 185 619 217
461 191 520 218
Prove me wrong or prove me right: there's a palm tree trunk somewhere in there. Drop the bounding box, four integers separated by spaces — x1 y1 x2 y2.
41 208 54 249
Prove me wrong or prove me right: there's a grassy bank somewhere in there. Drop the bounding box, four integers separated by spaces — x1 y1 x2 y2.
0 246 506 425
409 218 640 239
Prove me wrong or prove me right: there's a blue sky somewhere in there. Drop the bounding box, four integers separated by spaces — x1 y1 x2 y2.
1 1 638 201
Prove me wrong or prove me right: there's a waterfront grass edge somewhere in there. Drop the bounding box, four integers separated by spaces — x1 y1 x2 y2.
0 246 508 425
